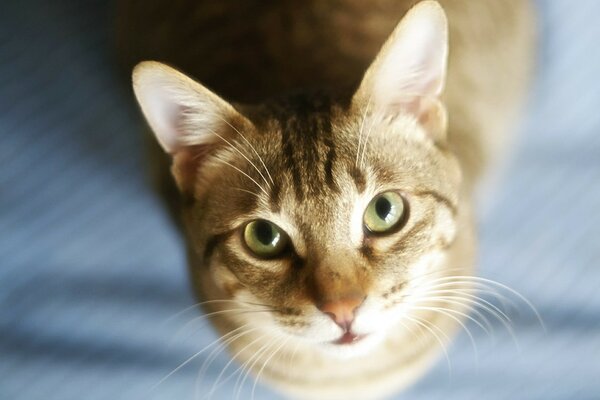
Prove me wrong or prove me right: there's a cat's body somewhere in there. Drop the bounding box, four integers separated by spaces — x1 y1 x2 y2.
120 1 534 399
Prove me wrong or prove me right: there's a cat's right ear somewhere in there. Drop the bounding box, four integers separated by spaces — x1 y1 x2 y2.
352 1 449 141
132 61 252 192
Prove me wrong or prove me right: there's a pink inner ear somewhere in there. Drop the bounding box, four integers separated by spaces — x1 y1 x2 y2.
162 103 186 154
386 98 422 117
141 79 186 154
370 6 447 118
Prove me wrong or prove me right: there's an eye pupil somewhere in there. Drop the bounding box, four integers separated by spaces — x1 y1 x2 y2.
254 221 274 245
375 197 392 220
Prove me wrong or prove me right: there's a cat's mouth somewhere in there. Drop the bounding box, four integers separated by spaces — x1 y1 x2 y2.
332 332 368 345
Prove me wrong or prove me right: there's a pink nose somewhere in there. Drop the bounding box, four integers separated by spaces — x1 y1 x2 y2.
319 296 365 331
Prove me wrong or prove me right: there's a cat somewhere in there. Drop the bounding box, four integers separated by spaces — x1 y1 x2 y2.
118 1 534 398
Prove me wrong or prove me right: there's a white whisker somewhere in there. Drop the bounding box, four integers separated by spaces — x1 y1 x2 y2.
203 333 266 400
415 280 519 311
163 299 270 323
355 94 373 167
169 308 274 347
411 305 480 360
216 115 275 186
420 275 545 330
359 109 377 169
162 299 263 325
414 296 495 339
234 337 279 400
419 291 520 349
199 328 264 399
215 159 269 196
404 315 452 376
207 127 272 191
423 290 512 323
231 187 262 198
151 324 252 393
251 336 290 400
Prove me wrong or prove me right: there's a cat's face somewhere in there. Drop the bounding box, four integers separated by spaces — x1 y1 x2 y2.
133 2 459 357
189 99 460 356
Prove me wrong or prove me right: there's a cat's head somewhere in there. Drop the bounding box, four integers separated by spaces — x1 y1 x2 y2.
133 2 462 357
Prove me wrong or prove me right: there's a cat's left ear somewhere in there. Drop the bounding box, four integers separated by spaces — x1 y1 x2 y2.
352 1 449 140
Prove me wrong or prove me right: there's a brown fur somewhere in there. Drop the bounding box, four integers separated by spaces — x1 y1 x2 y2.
120 1 535 398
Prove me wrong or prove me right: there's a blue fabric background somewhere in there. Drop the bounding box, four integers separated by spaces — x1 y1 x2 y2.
1 1 599 399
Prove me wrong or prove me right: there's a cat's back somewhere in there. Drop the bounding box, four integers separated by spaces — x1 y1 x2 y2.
118 0 402 102
117 0 533 100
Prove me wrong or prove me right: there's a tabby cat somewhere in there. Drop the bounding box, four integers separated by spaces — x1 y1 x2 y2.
119 1 534 398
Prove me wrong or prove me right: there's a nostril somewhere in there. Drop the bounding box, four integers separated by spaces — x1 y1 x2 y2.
324 311 338 322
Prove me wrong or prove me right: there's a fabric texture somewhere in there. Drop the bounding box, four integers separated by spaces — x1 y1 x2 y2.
1 1 599 399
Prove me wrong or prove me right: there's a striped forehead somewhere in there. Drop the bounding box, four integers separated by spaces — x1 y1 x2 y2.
264 91 354 203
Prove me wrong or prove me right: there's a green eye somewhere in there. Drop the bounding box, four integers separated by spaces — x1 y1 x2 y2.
363 192 407 234
243 220 288 258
